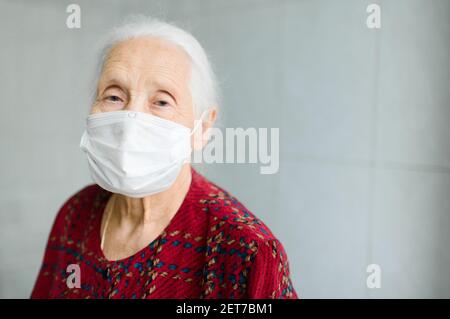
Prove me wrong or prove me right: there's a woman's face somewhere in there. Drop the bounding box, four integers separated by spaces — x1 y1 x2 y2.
91 36 195 129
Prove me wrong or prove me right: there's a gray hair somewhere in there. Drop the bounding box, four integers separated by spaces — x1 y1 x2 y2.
94 15 219 117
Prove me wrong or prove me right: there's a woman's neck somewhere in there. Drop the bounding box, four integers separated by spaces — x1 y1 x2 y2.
111 164 192 226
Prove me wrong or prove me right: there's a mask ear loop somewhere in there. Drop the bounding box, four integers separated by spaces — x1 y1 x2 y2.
189 110 210 161
190 109 209 136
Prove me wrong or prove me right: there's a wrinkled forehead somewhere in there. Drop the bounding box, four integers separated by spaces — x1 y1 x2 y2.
99 37 192 88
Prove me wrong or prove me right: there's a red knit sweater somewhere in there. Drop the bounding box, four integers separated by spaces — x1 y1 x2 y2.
31 169 297 299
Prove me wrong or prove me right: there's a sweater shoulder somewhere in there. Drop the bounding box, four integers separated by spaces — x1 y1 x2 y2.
191 170 279 246
49 184 108 238
59 184 106 217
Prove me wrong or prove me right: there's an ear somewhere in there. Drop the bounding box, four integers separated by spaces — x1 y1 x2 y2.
192 107 218 151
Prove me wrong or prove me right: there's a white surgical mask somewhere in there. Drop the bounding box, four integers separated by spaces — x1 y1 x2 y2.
80 110 204 198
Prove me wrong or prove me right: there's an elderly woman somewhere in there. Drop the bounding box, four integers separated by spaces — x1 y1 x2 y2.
31 17 297 299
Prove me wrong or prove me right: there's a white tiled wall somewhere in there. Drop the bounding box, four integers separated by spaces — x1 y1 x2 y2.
0 0 448 298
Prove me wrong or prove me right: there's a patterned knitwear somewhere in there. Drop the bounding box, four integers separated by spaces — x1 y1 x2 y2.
31 169 298 299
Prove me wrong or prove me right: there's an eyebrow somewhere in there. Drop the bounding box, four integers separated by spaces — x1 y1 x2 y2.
99 76 129 93
157 90 178 104
147 77 181 104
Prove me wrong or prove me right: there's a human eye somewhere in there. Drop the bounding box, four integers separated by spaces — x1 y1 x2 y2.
151 90 176 109
154 100 170 107
99 88 126 111
105 95 123 103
